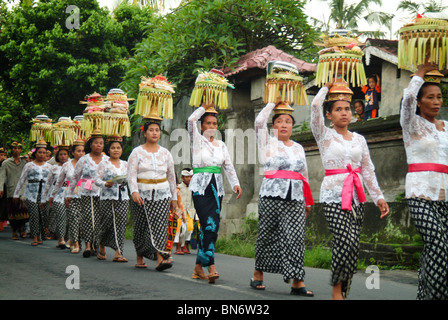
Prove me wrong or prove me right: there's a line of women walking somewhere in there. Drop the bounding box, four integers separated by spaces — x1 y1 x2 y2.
11 61 447 300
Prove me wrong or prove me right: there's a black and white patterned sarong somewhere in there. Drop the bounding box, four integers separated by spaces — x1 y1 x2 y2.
97 199 129 254
80 195 101 249
49 202 67 239
255 197 306 283
68 198 82 243
27 194 46 239
323 202 365 298
131 197 171 261
407 198 448 300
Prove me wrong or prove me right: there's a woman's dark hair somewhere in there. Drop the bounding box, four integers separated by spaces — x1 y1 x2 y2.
32 146 48 159
416 82 441 115
199 112 218 124
84 136 104 154
105 140 123 157
272 113 296 126
325 100 351 113
70 144 84 156
143 120 161 132
55 148 69 163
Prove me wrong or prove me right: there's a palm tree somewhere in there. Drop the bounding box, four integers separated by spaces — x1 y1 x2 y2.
309 0 391 39
397 0 448 18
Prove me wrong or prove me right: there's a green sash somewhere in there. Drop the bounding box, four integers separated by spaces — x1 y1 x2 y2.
193 166 221 174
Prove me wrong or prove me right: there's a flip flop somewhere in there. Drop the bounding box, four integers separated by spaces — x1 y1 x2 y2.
31 241 38 246
192 272 208 280
113 256 128 263
250 278 266 290
97 253 106 260
155 261 173 272
135 263 147 269
208 272 220 284
83 250 91 258
290 286 314 297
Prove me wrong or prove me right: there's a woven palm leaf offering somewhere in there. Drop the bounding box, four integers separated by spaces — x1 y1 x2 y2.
135 74 176 121
102 88 132 138
398 14 447 82
264 60 308 114
80 92 106 139
315 31 366 88
50 116 77 148
189 69 234 114
71 115 85 141
30 114 53 142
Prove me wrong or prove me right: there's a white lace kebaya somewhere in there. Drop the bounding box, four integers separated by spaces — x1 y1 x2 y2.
400 76 448 201
255 102 310 203
13 162 53 202
41 164 63 204
310 86 384 206
187 106 240 197
67 153 109 198
94 159 129 201
127 145 177 201
51 160 76 200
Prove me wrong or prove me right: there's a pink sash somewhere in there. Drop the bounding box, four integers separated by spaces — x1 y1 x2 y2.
76 179 94 191
325 164 366 210
408 163 448 174
264 170 314 206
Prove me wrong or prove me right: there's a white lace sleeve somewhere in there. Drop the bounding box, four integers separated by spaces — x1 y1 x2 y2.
359 136 384 205
400 76 425 138
127 148 139 195
166 150 177 201
13 162 31 198
188 106 206 165
94 161 107 189
51 163 67 199
255 103 275 163
221 144 240 189
41 166 55 203
310 86 329 145
67 156 85 197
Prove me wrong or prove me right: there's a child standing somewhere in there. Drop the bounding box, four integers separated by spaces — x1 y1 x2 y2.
361 74 381 120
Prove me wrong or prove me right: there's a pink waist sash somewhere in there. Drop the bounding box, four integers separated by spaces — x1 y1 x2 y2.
408 163 448 174
325 164 366 210
76 179 94 191
264 170 314 206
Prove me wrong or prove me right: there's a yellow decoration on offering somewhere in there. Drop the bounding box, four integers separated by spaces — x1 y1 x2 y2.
51 117 76 147
30 115 52 142
136 75 175 120
398 17 448 72
315 32 366 88
263 61 309 109
189 69 233 110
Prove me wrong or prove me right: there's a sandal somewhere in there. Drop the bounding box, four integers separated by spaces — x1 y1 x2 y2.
250 278 266 290
113 256 128 263
97 252 106 260
71 247 80 254
11 235 19 240
208 272 220 284
135 263 147 269
31 241 38 246
192 272 209 280
290 286 314 297
155 261 173 272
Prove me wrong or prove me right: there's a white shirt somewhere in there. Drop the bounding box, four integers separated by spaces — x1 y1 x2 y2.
255 102 309 201
311 86 384 206
187 106 240 196
94 159 129 201
127 145 177 201
51 160 76 201
67 153 109 198
400 76 448 201
13 161 53 202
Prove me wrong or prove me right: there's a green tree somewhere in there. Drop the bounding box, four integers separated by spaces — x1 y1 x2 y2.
397 0 448 18
0 0 154 147
121 0 318 102
309 0 391 38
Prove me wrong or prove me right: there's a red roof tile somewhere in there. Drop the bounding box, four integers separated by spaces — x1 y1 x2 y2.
223 45 316 77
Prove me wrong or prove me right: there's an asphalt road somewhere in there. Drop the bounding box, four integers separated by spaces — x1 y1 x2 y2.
0 225 419 307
